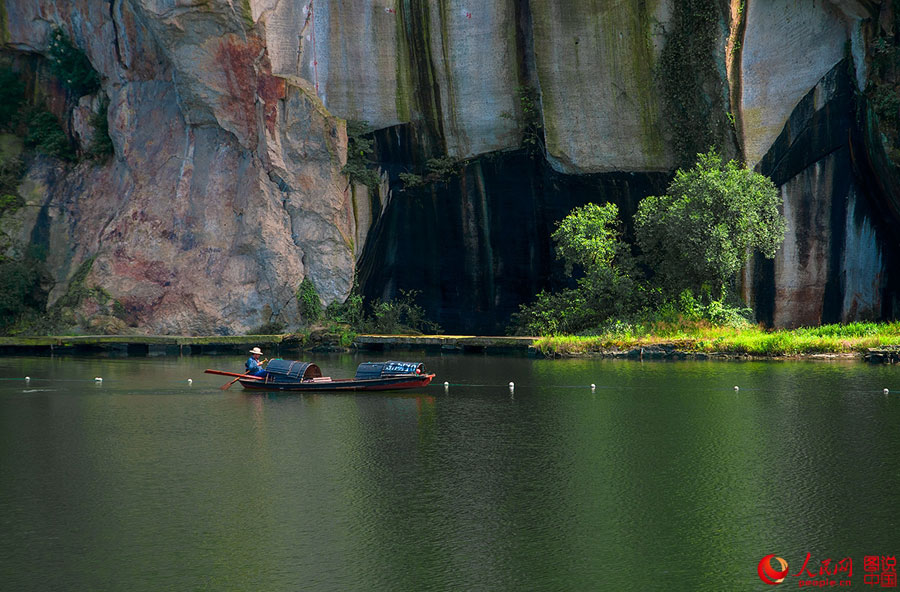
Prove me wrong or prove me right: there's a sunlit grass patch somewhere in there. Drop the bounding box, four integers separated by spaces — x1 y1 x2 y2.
533 322 900 357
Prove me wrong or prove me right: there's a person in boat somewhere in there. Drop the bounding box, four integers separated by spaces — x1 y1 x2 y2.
245 347 268 377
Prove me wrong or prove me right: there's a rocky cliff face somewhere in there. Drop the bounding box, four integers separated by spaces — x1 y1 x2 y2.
1 0 898 334
746 60 888 327
3 0 356 334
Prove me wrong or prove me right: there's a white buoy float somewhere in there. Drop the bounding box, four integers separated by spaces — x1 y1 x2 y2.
94 377 103 383
734 386 740 391
590 383 596 392
508 381 515 393
24 376 30 382
443 381 449 391
188 379 193 385
884 388 890 395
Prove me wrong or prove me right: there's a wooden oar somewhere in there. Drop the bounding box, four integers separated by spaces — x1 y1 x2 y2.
220 372 252 390
204 369 264 379
214 358 268 391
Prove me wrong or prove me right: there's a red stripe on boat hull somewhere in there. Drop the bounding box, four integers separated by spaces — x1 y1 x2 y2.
238 374 435 392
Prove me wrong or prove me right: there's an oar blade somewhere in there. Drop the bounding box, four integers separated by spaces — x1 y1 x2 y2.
220 377 242 390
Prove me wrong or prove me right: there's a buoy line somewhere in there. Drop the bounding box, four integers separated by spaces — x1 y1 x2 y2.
2 377 895 396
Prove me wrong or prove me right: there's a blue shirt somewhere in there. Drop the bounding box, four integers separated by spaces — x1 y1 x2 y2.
245 357 266 376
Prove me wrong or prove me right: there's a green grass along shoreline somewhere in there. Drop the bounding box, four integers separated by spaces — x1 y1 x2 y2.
531 322 900 358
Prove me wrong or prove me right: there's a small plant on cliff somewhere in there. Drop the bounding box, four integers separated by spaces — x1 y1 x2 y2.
324 290 364 327
296 277 322 325
501 85 545 157
424 156 457 181
47 27 100 97
397 156 460 190
25 110 74 161
343 120 381 190
398 172 425 189
517 85 545 155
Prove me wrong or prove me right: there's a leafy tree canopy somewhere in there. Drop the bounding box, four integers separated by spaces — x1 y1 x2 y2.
634 150 785 298
552 202 622 275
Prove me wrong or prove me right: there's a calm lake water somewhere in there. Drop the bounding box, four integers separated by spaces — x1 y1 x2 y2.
1 353 898 591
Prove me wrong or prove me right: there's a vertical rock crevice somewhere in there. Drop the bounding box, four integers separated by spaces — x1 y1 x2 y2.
396 0 447 159
725 0 747 160
657 0 739 166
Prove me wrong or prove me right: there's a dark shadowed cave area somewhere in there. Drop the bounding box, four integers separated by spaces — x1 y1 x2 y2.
357 131 669 334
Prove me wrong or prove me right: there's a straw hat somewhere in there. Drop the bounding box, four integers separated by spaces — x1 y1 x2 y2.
249 347 263 355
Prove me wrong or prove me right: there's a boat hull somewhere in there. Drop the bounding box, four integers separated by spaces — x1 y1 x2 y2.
238 373 436 392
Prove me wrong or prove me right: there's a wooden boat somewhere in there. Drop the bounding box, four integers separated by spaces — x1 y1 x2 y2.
205 360 435 392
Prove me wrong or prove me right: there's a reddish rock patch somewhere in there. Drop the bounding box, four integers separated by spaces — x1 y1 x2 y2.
256 53 285 137
215 36 263 146
110 256 173 287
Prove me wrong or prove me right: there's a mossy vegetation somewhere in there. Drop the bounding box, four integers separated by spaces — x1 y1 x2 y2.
0 192 21 214
500 85 545 157
656 0 728 167
52 258 94 310
342 120 381 189
395 0 446 156
866 20 900 163
276 282 440 350
295 278 440 341
87 94 114 160
398 155 460 189
0 150 24 215
324 291 363 328
239 0 254 29
0 255 49 332
296 277 322 325
0 2 8 46
47 27 100 97
0 256 131 336
24 110 74 161
607 2 664 159
0 62 110 164
364 289 441 335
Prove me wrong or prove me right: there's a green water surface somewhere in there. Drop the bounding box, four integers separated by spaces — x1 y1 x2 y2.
0 354 898 590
